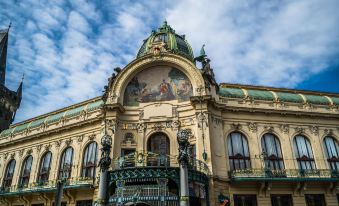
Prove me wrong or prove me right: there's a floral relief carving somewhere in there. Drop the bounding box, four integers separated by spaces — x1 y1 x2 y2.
137 123 146 133
88 134 96 141
19 149 24 157
231 123 242 131
264 125 274 133
4 153 8 160
44 144 51 151
10 153 15 159
248 122 257 132
309 126 319 135
154 122 164 131
55 140 62 148
26 149 33 155
324 129 333 136
295 127 304 134
171 120 181 130
36 144 42 152
65 138 72 146
280 124 289 134
77 135 84 143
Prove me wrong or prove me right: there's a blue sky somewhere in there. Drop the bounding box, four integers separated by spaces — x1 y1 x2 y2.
1 0 339 123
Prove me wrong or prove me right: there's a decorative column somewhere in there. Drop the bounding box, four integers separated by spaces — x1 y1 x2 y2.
177 129 190 206
97 120 112 206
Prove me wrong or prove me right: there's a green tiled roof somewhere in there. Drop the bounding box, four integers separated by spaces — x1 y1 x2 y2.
219 88 245 98
46 112 65 124
87 100 103 112
304 95 330 105
0 99 103 138
276 92 304 103
29 118 46 129
65 105 85 118
330 97 339 105
247 90 275 101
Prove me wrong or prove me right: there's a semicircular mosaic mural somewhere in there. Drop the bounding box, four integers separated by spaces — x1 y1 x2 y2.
123 66 193 106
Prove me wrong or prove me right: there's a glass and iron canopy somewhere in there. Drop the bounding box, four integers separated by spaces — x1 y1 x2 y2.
136 21 194 61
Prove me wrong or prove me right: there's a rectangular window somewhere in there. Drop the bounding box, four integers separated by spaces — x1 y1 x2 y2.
271 194 293 206
305 194 326 206
76 200 93 206
234 195 257 206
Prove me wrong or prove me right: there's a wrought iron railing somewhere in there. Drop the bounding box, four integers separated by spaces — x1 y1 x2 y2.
230 169 339 180
112 152 210 176
0 176 95 195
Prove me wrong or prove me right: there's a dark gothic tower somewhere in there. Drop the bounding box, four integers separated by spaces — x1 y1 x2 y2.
0 26 22 131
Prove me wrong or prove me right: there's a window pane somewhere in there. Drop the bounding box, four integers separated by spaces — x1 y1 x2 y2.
228 132 251 170
305 194 325 206
294 136 316 170
82 142 98 177
271 194 293 206
234 195 257 206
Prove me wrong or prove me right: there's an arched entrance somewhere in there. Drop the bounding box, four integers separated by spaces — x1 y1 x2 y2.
147 132 170 155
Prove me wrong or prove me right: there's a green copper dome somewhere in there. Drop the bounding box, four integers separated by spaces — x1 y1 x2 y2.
136 21 194 61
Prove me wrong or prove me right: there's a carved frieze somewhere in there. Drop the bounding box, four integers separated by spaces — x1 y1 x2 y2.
55 140 62 148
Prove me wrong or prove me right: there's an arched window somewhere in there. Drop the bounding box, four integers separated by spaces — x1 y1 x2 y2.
228 132 251 170
261 133 284 170
3 159 16 188
323 136 339 170
147 133 170 155
37 152 52 183
293 135 316 170
19 155 33 187
147 133 170 166
58 147 74 179
82 142 98 177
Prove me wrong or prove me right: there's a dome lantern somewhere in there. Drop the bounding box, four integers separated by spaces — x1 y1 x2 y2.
136 21 194 61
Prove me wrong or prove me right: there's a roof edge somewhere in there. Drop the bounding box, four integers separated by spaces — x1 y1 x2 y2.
9 96 102 128
220 83 339 97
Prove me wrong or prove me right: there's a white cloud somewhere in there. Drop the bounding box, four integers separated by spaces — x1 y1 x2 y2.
1 0 338 123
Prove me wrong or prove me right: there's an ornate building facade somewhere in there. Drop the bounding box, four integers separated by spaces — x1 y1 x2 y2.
0 22 338 206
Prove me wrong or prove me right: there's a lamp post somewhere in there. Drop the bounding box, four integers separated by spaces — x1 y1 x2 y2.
177 129 190 206
97 122 112 206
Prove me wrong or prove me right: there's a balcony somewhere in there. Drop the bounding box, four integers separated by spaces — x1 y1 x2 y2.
0 177 95 196
229 169 339 182
108 152 210 205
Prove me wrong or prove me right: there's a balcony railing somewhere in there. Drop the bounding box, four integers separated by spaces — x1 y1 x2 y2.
0 177 95 196
229 169 339 181
112 152 210 176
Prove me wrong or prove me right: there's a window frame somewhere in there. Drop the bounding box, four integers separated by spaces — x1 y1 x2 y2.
323 136 339 170
19 155 33 187
58 147 74 179
293 135 316 170
81 142 98 178
37 151 52 183
2 159 16 188
227 132 251 171
261 133 285 170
